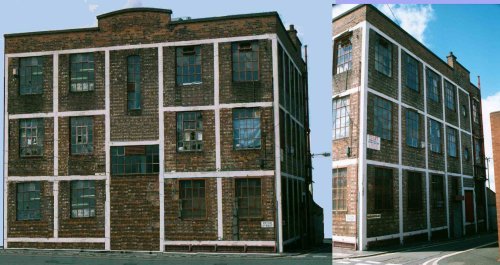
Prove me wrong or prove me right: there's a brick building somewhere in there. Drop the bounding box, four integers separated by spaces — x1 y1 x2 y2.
491 111 500 258
3 7 319 252
332 5 488 250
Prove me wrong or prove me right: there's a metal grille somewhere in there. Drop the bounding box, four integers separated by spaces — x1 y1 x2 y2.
235 178 262 218
179 180 206 219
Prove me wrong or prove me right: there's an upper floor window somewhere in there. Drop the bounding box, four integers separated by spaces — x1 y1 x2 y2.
176 46 201 85
405 54 419 92
474 138 482 164
233 108 261 150
20 118 44 157
16 182 41 221
427 69 440 102
432 175 445 208
235 178 262 218
406 109 419 148
70 53 95 92
374 35 392 77
445 80 456 111
127 55 141 111
407 172 423 210
447 127 457 157
177 112 203 152
373 96 392 140
71 180 95 218
232 41 259 81
333 97 350 140
333 168 347 211
335 36 352 74
373 167 393 211
473 100 480 124
111 145 159 175
71 116 93 155
179 180 206 219
19 57 43 95
429 119 441 153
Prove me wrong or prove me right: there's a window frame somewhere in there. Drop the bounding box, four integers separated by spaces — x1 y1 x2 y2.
373 96 392 141
405 53 419 92
427 69 440 102
406 109 419 148
70 116 94 155
373 167 393 211
110 145 160 175
176 46 202 85
374 34 392 77
432 174 445 209
233 108 262 150
179 179 207 220
429 119 442 153
472 100 480 124
19 57 44 95
335 35 353 74
407 171 423 210
232 41 259 82
16 182 41 221
70 180 96 218
235 178 262 219
474 138 482 164
70 53 95 92
176 111 203 152
19 118 44 157
447 127 457 158
333 168 347 211
444 80 456 111
127 55 141 111
332 97 350 140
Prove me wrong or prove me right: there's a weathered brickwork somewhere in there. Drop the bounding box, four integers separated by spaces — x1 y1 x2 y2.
491 112 500 258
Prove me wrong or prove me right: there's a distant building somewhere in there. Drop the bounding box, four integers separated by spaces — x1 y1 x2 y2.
332 4 488 250
491 111 500 257
3 8 320 252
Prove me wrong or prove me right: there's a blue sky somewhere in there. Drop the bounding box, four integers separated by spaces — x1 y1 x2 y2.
0 0 333 241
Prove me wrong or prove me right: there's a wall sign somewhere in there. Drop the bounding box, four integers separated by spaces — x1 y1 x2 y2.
367 134 381 151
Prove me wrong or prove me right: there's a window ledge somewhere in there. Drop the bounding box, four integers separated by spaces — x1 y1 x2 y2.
177 82 203 86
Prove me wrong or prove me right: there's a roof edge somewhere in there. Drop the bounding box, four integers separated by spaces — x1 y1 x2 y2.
4 27 99 38
97 7 172 20
170 11 278 24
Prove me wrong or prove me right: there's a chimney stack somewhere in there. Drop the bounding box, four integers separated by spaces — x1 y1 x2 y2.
287 24 302 56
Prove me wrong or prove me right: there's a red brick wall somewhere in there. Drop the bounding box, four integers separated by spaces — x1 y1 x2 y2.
491 112 500 256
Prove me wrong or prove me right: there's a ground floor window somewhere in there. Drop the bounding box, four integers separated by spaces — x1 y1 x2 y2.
235 178 262 218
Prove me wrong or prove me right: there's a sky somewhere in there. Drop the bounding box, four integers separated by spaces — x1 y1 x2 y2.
0 0 333 241
333 4 500 191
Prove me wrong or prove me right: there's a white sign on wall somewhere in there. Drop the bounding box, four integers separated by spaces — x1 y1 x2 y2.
367 134 381 151
261 221 274 228
345 214 356 222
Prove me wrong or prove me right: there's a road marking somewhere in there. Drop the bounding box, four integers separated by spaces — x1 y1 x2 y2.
366 261 381 264
335 261 351 264
312 255 327 258
425 241 497 265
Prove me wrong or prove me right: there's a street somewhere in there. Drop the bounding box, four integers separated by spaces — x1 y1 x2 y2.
0 246 331 265
334 233 498 265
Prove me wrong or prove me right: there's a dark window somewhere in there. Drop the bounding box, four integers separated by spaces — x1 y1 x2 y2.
474 138 482 164
461 105 467 118
427 69 440 102
429 119 441 153
179 180 206 219
19 118 44 157
405 54 419 91
406 109 419 148
111 145 159 175
447 127 457 157
445 80 456 111
464 147 470 161
235 178 262 218
232 41 259 81
71 116 93 155
71 180 95 218
432 175 444 208
333 168 347 211
233 108 261 149
176 46 201 85
373 96 392 140
127 55 141 110
473 100 480 124
333 97 350 140
374 167 393 211
177 112 203 152
19 57 43 95
375 35 392 77
16 182 41 221
70 53 94 92
407 172 423 210
335 36 352 74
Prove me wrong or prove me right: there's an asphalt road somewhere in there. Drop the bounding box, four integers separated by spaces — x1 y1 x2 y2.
0 246 332 265
334 233 498 265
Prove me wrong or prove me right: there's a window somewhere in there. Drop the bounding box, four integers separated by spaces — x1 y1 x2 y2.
177 112 203 152
407 172 423 210
373 96 392 140
447 127 457 157
111 145 159 175
176 46 201 85
71 117 93 155
405 54 419 91
374 167 393 211
406 109 419 148
445 81 456 111
20 119 44 157
429 119 441 153
235 178 262 218
71 180 95 218
70 53 95 92
473 100 480 124
332 97 350 140
16 182 41 221
233 108 261 149
179 180 206 219
127 55 141 110
374 35 392 77
474 139 482 164
335 36 352 74
333 168 347 211
232 41 259 81
432 175 444 208
19 57 43 95
427 69 440 102
464 147 470 161
461 105 467 118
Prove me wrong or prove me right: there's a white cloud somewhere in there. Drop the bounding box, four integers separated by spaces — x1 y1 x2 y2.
88 4 99 13
377 4 434 45
482 91 500 192
124 0 143 8
332 4 359 20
